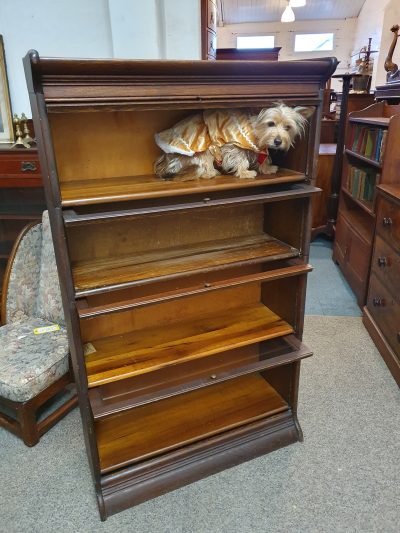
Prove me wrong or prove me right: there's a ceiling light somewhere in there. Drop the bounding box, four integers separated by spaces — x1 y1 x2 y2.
281 4 295 22
290 0 306 6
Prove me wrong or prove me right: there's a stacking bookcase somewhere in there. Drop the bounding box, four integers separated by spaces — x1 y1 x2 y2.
24 52 337 519
333 102 400 306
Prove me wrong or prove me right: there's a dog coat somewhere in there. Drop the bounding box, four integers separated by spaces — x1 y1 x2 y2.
155 109 261 157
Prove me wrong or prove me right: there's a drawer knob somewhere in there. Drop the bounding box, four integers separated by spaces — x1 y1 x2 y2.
21 161 37 172
382 217 393 227
377 256 388 267
373 297 385 307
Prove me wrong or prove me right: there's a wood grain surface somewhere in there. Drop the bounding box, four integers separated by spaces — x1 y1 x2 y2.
95 373 288 473
85 303 293 387
73 233 298 292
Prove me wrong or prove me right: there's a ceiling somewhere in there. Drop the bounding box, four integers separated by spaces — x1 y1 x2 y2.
217 0 367 25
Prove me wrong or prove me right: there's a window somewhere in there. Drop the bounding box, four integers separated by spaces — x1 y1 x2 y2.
294 33 334 52
237 35 275 49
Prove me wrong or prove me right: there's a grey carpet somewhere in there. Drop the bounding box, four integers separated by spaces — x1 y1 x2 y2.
306 239 361 317
1 316 399 533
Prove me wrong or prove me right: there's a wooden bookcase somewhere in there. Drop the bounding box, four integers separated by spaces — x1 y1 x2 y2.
24 52 337 519
333 102 400 306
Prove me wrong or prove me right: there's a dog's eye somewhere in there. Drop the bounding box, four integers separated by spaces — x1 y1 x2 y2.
284 125 292 131
267 121 275 127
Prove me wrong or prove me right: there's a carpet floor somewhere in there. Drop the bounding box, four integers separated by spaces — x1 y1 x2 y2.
1 315 399 533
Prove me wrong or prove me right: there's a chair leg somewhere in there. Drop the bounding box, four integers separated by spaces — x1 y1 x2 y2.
16 401 39 447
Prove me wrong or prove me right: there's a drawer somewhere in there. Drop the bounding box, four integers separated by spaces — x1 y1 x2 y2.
371 234 400 299
376 195 400 249
0 154 40 176
367 273 400 358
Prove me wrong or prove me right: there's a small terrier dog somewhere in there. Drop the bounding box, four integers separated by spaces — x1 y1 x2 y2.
154 104 313 180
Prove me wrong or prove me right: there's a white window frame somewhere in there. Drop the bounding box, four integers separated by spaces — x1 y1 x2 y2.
293 33 334 53
236 34 276 50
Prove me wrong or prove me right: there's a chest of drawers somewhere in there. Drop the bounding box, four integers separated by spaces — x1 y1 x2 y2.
363 185 400 385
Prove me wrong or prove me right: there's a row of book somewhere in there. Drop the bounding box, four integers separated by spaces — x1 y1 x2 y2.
346 166 378 206
349 125 387 163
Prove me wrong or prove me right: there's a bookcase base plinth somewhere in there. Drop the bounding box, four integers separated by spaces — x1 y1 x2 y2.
98 410 300 520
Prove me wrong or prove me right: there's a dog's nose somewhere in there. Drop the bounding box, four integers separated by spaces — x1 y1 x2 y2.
274 137 282 146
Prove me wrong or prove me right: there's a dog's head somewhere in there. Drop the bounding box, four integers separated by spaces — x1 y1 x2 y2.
254 104 314 152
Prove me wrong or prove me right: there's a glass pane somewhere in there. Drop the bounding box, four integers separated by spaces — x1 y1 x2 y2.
237 35 275 49
294 33 333 52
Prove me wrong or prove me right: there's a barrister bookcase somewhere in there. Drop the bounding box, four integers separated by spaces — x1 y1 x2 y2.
24 52 337 519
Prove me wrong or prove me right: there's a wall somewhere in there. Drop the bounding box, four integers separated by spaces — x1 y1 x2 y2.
351 0 392 89
376 0 400 87
217 18 357 91
0 0 201 115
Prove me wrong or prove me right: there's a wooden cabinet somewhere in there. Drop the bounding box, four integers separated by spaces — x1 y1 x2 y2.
25 52 337 519
363 186 400 385
0 146 45 313
333 102 400 306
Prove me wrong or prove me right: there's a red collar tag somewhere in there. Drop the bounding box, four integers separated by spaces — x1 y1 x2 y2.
257 151 269 165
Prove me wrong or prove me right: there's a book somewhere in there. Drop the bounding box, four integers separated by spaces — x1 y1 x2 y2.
373 129 383 161
364 129 374 158
379 130 388 163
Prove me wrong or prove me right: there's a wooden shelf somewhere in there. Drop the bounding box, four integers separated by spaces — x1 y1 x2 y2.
73 233 299 296
349 117 390 127
63 183 320 226
345 149 382 169
77 263 313 319
89 335 312 418
60 169 305 206
95 373 289 473
341 187 374 216
85 303 293 388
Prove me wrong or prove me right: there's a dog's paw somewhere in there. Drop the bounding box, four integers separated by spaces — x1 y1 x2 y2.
264 165 278 175
237 170 257 179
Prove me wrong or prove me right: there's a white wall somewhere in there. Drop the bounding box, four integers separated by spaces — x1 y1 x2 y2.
351 0 391 89
0 0 201 116
217 18 357 91
376 0 400 87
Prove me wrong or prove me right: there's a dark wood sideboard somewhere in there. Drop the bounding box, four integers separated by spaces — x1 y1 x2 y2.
363 185 400 386
0 145 45 316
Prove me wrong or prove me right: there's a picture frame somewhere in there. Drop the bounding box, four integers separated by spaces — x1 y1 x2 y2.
0 35 14 143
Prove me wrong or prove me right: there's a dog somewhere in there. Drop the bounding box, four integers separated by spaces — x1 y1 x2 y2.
154 104 313 180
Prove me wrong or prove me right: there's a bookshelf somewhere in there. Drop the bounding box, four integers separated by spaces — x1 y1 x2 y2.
25 52 337 519
333 102 400 306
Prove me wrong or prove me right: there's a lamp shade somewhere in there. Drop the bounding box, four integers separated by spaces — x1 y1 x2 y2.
290 0 306 6
281 5 295 22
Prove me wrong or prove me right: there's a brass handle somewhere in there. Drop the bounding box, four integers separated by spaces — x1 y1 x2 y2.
377 256 388 267
21 161 37 172
373 297 385 307
382 217 393 227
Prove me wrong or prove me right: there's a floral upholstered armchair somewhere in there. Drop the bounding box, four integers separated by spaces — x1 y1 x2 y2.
0 211 77 446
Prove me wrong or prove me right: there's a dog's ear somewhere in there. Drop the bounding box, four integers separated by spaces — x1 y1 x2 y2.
294 106 314 119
